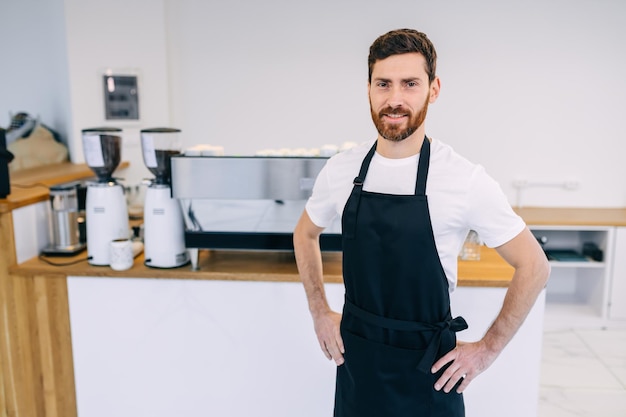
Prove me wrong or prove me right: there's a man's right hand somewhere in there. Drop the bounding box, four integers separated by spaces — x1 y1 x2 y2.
313 310 345 366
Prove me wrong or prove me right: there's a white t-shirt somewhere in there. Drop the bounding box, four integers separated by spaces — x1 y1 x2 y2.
305 138 525 291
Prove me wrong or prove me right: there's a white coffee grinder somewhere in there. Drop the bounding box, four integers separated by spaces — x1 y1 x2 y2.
141 128 189 268
82 127 129 266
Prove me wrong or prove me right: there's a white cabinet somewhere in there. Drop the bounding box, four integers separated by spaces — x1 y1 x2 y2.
609 227 626 319
530 225 614 327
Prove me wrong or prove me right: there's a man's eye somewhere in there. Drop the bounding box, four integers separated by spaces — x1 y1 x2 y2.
407 81 417 87
376 82 388 88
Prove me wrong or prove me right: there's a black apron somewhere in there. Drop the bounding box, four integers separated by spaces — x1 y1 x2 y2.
335 137 468 417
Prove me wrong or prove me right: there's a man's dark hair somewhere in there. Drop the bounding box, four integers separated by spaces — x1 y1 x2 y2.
368 29 437 84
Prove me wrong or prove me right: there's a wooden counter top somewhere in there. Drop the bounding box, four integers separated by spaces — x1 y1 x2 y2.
11 246 514 287
0 161 128 213
514 206 626 227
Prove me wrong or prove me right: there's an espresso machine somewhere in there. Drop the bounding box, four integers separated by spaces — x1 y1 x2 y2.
82 127 129 266
141 128 189 268
41 181 86 256
170 154 342 270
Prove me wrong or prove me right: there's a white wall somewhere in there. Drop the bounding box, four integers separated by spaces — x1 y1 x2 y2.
165 0 626 208
63 0 171 185
3 0 626 208
0 0 72 145
0 0 170 187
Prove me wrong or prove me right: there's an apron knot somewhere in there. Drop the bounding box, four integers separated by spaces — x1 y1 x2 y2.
416 316 468 374
448 316 468 332
343 299 467 375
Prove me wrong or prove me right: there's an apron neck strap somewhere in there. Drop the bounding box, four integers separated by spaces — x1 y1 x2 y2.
353 141 377 186
415 137 430 196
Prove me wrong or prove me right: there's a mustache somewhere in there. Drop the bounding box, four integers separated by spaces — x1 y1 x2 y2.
379 106 411 117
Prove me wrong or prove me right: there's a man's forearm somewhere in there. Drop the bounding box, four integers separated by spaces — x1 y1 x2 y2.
293 220 331 317
484 239 550 353
294 220 346 364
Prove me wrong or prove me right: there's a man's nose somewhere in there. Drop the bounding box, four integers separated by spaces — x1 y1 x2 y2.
387 86 404 108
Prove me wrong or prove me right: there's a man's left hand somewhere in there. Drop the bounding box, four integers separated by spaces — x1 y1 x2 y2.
430 340 499 393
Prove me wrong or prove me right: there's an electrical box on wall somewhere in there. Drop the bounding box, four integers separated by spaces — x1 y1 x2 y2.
103 74 139 120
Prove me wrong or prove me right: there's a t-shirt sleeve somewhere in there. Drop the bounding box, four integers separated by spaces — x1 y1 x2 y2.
467 166 526 248
304 164 339 229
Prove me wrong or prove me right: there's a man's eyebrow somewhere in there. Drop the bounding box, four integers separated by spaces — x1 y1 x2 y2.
372 77 423 83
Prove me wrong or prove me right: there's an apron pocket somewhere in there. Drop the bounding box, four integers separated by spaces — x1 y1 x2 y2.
336 328 432 416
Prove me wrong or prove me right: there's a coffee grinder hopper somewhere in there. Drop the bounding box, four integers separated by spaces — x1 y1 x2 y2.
141 128 182 185
81 127 122 182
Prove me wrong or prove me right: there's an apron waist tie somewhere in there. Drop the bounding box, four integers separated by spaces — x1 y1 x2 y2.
344 299 468 374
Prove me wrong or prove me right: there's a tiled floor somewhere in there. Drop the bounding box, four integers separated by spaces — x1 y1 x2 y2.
538 318 626 417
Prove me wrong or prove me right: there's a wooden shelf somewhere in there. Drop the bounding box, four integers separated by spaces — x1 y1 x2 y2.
1 161 129 213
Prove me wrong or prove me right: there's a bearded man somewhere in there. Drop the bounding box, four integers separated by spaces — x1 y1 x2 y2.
293 28 550 417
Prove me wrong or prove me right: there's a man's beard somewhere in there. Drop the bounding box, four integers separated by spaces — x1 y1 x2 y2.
370 95 430 142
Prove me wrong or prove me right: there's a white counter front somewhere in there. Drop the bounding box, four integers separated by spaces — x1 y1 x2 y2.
68 277 545 417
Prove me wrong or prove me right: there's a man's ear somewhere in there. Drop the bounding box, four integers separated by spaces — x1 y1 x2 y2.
429 76 441 103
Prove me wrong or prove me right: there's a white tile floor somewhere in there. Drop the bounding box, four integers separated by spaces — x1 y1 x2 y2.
538 316 626 417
